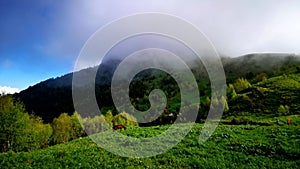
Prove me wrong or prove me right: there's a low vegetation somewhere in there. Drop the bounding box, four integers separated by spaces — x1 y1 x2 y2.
0 123 299 168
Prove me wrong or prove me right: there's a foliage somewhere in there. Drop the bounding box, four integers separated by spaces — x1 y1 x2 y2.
15 115 52 152
13 54 300 125
51 113 73 144
70 112 85 139
0 95 29 152
226 84 237 99
253 72 268 83
82 115 108 135
1 123 299 168
112 112 138 126
233 78 251 93
277 105 290 116
221 96 229 112
0 95 53 152
29 116 53 149
104 110 114 127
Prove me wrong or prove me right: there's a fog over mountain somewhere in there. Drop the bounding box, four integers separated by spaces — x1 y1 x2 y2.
13 53 300 123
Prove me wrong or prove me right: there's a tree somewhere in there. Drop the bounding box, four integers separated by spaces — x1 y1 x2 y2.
104 110 114 126
14 115 52 151
203 96 211 108
227 84 237 100
29 116 52 149
0 95 29 152
70 112 85 139
51 113 73 144
221 96 229 113
233 78 251 93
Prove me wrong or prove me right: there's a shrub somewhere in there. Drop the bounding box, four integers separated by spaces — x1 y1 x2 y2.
82 115 108 135
227 84 237 99
233 78 251 93
230 116 252 125
278 105 290 116
104 110 114 127
112 112 138 126
254 73 268 83
222 96 229 112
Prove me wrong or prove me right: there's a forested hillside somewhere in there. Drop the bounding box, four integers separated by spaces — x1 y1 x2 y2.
14 54 300 124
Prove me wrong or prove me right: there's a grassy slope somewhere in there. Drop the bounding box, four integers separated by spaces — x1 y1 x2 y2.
226 66 300 118
1 122 299 168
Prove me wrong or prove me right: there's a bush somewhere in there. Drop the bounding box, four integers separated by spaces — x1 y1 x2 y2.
104 110 114 127
221 96 229 112
82 115 108 135
227 84 237 99
230 116 254 125
80 111 138 135
233 78 251 93
278 105 290 116
112 112 138 126
254 73 268 83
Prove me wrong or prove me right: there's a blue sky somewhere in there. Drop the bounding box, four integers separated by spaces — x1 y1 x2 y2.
1 0 300 92
0 0 75 91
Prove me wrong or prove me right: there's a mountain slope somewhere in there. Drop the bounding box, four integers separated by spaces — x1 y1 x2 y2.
14 53 300 123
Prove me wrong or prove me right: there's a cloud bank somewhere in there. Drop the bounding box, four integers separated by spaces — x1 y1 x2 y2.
0 86 20 94
40 0 300 58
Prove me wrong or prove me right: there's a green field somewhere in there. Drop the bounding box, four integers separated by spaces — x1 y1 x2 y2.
1 120 299 169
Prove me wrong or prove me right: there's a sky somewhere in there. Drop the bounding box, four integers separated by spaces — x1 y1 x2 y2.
1 0 300 93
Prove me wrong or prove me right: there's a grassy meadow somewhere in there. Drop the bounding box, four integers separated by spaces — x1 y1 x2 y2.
1 118 299 168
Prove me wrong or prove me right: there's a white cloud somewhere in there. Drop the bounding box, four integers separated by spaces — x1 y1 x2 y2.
0 86 20 95
39 0 300 59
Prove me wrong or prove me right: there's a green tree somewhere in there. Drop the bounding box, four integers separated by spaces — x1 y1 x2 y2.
203 97 211 108
14 115 52 151
104 110 114 126
0 95 29 152
28 116 52 149
254 73 268 83
233 78 251 92
70 112 84 139
51 113 73 144
221 96 229 113
227 84 237 99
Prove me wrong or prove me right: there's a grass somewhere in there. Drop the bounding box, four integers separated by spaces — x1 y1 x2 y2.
1 121 300 169
222 115 300 126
